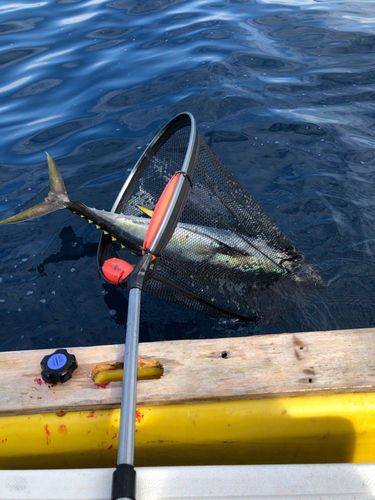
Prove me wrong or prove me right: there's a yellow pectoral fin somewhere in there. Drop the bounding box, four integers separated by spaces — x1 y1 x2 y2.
138 206 154 218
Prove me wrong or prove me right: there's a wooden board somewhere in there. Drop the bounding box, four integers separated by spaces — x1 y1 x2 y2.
1 328 375 416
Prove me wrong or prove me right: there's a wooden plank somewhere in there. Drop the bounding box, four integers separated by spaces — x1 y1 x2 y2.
1 328 375 416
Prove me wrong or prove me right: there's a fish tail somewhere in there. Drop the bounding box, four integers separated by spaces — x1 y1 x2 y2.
0 152 70 224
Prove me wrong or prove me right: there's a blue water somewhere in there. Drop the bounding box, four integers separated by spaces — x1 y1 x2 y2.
1 0 375 351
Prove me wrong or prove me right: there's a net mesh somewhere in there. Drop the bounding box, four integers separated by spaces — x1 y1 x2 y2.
101 119 325 324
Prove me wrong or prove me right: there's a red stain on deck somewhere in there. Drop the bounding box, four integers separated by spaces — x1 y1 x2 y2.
44 425 51 445
95 383 109 388
86 411 96 419
135 410 144 424
57 424 67 436
34 378 43 386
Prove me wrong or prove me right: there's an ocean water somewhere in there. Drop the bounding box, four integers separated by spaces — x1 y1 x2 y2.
1 0 375 351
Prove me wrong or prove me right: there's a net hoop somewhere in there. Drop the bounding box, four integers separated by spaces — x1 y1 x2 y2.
97 112 198 285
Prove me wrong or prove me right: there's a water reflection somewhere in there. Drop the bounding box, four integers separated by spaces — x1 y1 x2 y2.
13 117 105 153
108 0 187 15
0 47 46 68
0 0 374 350
86 27 135 38
0 76 32 93
0 18 43 34
13 79 62 97
0 3 47 14
85 40 125 52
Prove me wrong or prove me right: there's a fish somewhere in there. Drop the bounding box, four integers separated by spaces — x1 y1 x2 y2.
0 153 327 324
0 153 311 280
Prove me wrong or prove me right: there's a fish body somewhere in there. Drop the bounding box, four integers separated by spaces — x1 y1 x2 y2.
0 154 298 279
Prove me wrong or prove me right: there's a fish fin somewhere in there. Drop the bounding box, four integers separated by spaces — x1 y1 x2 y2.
138 205 154 218
46 152 68 199
0 152 69 225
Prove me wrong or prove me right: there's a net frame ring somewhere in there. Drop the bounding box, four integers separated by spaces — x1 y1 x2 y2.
97 112 199 287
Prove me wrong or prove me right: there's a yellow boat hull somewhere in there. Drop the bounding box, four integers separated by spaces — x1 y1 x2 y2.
1 392 375 469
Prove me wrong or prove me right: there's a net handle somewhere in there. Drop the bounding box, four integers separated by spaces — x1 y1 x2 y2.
113 117 198 500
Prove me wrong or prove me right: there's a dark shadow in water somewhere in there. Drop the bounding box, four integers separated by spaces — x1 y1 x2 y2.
205 130 248 147
29 226 97 276
102 283 129 326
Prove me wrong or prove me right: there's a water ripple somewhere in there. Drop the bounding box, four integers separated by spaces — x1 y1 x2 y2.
0 0 375 348
0 3 47 14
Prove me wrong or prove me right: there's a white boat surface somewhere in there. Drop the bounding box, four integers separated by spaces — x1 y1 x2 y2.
2 464 375 500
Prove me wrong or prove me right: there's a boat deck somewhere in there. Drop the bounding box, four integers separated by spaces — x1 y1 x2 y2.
1 328 375 416
1 328 375 470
